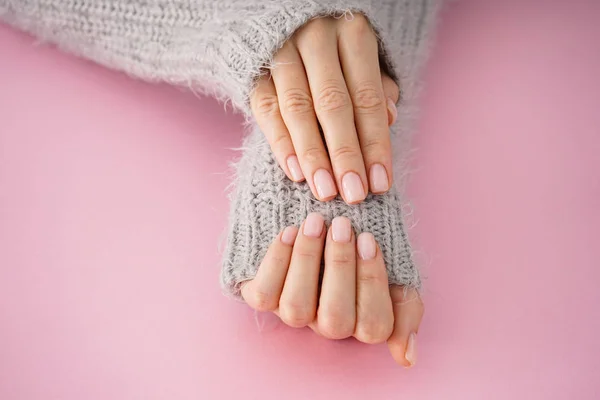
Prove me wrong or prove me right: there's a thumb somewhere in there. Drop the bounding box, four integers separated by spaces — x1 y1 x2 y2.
387 286 424 368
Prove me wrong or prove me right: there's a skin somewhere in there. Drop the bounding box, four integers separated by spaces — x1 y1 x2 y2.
247 13 416 365
250 14 400 205
241 213 424 367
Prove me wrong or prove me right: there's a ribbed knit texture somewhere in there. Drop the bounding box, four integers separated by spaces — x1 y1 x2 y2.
0 0 441 298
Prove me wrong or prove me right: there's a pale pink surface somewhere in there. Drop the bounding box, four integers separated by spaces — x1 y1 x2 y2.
1 1 599 399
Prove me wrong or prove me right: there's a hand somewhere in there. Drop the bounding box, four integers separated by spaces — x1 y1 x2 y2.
250 14 400 205
241 213 423 367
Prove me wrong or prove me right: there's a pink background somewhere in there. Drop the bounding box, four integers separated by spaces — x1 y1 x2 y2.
1 1 599 399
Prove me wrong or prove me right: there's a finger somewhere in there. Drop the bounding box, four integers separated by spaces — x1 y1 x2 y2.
241 226 298 312
279 213 325 328
381 73 400 126
295 20 368 204
272 308 322 337
387 286 424 368
271 44 337 201
251 73 304 182
353 232 394 344
316 217 356 339
338 14 393 195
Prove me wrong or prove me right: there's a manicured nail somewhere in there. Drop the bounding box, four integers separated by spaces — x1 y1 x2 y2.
387 98 398 126
341 172 366 203
286 155 304 181
357 232 376 260
303 212 324 238
405 332 417 367
280 226 298 245
370 163 389 193
313 169 337 199
331 217 351 243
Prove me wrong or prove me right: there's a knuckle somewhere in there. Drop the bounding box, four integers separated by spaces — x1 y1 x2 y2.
390 288 425 317
305 18 329 35
350 13 370 32
352 83 385 114
319 312 355 339
300 146 326 165
329 144 361 163
297 18 331 45
316 83 351 114
355 318 393 344
357 272 387 286
267 253 290 270
280 301 314 327
247 288 277 312
391 288 423 307
254 94 280 118
327 251 354 270
294 249 321 263
282 88 314 116
361 136 386 153
343 13 374 43
360 136 390 160
269 132 290 153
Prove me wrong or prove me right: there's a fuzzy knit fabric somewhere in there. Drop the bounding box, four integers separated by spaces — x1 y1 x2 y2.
0 0 441 298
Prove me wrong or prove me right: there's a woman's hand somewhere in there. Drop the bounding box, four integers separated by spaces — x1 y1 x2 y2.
241 213 423 367
250 14 400 205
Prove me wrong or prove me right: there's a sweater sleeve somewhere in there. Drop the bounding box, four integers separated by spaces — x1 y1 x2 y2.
1 0 442 297
0 0 439 115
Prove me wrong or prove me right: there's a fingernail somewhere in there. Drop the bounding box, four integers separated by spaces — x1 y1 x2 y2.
313 169 337 199
387 98 398 126
341 172 366 203
281 226 298 245
303 212 324 238
286 155 304 181
405 332 417 367
370 163 389 193
331 217 351 243
357 232 376 260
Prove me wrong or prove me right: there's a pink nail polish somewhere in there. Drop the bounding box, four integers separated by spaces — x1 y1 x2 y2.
313 169 337 199
370 163 389 193
286 155 304 181
405 332 417 367
357 232 376 260
331 217 351 243
342 172 366 203
280 226 298 245
387 98 398 126
303 212 324 238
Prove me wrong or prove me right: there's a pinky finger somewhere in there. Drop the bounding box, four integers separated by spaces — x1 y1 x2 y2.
250 73 305 182
381 73 399 126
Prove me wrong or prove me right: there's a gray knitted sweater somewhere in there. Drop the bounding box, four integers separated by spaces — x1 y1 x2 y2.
0 0 440 298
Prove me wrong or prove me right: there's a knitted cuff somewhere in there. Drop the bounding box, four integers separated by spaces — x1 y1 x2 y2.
220 124 419 299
